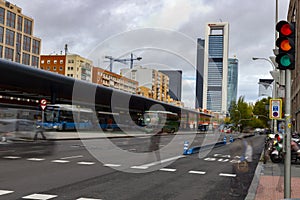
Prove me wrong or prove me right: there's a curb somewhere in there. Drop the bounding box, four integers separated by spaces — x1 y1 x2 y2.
245 150 265 200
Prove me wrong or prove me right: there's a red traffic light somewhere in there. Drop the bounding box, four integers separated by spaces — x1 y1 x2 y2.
276 21 294 36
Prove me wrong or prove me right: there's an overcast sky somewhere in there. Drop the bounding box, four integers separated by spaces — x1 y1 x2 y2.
11 0 289 108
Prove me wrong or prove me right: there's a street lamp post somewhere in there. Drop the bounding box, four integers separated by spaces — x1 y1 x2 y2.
252 57 278 134
235 109 241 133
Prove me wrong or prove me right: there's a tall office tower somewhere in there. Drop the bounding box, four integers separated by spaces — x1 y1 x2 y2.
203 22 229 113
0 1 41 67
159 70 182 101
195 38 205 109
227 58 238 111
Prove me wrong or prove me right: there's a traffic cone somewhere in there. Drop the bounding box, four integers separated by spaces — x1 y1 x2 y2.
183 141 189 154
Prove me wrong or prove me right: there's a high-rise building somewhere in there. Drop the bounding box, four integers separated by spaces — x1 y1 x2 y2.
159 70 182 101
227 57 238 110
121 66 170 102
195 38 205 109
202 22 229 113
0 0 41 67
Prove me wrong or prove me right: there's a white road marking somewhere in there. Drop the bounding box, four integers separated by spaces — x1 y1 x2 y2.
131 155 185 169
77 162 95 165
3 156 21 159
77 198 102 200
159 168 176 172
51 160 70 163
219 173 236 177
130 166 148 170
60 155 83 160
0 190 14 196
204 157 216 161
22 193 57 199
27 158 45 161
103 164 121 167
188 170 206 175
217 158 230 162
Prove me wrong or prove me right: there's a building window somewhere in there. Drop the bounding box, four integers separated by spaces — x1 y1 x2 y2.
31 56 39 68
54 60 57 64
60 60 63 64
0 45 3 58
23 35 31 52
17 16 23 31
32 39 40 54
47 60 50 64
4 47 13 61
47 66 50 70
0 8 4 25
41 60 44 64
15 33 21 63
24 18 32 35
59 66 63 71
5 29 14 46
0 26 3 43
53 66 56 70
6 11 16 28
22 53 30 65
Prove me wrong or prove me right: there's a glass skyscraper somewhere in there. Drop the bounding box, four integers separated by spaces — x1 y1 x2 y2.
227 58 238 111
202 22 229 113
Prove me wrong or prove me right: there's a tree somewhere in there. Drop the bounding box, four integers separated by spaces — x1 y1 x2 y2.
252 97 270 128
229 96 253 132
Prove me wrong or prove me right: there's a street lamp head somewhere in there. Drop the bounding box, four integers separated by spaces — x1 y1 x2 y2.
137 57 142 61
252 57 259 60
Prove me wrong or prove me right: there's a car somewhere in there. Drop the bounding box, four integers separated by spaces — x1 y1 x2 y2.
254 128 263 134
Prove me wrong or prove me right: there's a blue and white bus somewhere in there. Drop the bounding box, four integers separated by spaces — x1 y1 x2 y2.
41 104 93 131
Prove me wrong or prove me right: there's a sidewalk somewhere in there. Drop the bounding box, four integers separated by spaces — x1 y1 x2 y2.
247 154 300 200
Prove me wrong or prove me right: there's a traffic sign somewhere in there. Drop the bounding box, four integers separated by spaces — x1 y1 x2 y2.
269 99 282 119
40 99 47 111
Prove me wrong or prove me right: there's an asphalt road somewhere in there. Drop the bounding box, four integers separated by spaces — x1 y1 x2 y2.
0 133 265 200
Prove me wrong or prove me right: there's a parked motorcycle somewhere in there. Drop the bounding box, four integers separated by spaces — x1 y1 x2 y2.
270 139 284 163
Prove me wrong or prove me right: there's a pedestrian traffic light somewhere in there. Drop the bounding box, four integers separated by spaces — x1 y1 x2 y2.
275 20 296 70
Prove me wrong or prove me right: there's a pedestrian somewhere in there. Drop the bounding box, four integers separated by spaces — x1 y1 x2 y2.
34 115 46 140
229 136 252 197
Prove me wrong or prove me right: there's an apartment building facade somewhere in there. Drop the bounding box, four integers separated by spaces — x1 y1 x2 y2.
93 67 138 94
0 0 41 67
40 54 93 82
120 66 170 102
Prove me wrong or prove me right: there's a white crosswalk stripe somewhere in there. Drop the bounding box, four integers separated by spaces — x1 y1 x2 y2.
22 193 57 199
0 190 14 196
27 158 45 161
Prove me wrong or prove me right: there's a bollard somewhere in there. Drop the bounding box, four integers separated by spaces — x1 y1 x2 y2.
183 141 189 154
230 135 234 143
223 136 227 144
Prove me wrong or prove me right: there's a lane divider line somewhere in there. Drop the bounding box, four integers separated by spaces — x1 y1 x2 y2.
219 173 236 177
60 155 83 160
159 168 176 172
51 160 70 163
188 170 206 175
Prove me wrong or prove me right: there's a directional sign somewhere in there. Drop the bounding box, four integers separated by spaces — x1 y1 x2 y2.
40 99 47 111
269 99 282 119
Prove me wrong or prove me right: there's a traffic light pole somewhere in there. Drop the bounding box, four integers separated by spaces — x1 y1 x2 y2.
284 69 292 198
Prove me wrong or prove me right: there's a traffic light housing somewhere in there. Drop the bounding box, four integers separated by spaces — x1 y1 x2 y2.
275 20 296 70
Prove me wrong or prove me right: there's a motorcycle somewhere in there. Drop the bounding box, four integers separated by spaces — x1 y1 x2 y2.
270 139 284 163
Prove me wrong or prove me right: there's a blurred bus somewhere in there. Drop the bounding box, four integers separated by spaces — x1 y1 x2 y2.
143 110 180 134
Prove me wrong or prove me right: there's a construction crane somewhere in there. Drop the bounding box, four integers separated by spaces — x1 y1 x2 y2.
104 53 142 72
